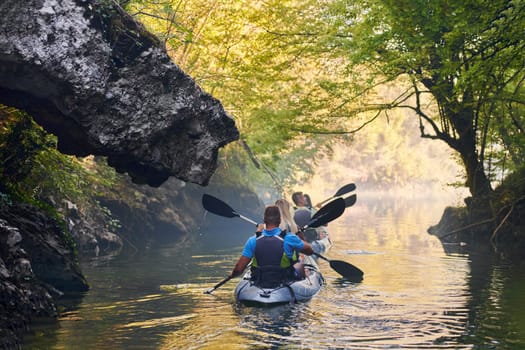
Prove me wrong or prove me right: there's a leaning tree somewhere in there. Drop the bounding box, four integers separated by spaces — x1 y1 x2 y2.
320 0 525 199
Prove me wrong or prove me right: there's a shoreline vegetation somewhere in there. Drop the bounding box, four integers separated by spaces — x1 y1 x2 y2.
0 106 256 348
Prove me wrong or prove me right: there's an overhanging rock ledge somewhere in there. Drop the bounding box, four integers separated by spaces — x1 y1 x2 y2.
0 0 239 186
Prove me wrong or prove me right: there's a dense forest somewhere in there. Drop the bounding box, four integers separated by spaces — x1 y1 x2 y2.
123 0 524 193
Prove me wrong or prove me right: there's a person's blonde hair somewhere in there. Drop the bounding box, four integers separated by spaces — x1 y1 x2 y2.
275 198 298 233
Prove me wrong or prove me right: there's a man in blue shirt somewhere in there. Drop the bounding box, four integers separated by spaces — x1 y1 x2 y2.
229 205 313 282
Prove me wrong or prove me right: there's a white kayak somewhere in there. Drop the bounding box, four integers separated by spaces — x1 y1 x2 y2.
234 254 324 305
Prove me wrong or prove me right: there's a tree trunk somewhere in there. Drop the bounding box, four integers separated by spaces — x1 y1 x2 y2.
459 144 493 198
443 101 493 199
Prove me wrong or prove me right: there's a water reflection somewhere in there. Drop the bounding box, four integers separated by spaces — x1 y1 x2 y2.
23 197 525 349
461 253 525 349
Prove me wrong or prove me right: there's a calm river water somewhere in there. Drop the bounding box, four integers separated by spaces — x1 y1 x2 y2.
24 197 525 349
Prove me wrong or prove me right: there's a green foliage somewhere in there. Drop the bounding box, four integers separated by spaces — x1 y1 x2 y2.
124 0 524 196
124 0 356 187
246 107 297 158
0 107 80 253
494 165 525 207
0 108 52 188
320 0 525 195
0 106 122 233
2 111 83 203
97 201 122 231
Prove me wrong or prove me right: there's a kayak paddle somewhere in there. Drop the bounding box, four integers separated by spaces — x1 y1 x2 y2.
313 252 364 282
305 197 345 229
201 194 364 291
316 183 356 207
300 198 363 281
202 194 258 225
202 194 345 231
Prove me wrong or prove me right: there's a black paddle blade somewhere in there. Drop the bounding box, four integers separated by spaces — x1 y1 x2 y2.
344 194 357 208
334 183 356 197
308 197 345 228
330 260 364 282
202 194 238 218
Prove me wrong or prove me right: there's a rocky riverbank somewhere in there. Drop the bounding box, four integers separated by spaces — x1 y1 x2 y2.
0 199 89 349
429 171 525 262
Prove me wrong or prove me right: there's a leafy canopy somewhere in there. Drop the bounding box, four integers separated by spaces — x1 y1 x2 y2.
124 0 525 195
320 0 525 191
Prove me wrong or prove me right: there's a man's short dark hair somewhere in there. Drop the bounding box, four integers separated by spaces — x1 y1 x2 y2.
291 192 303 205
264 205 281 226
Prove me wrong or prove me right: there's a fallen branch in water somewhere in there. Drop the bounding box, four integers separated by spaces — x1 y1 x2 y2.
435 195 525 241
490 195 525 244
437 218 494 239
490 205 514 244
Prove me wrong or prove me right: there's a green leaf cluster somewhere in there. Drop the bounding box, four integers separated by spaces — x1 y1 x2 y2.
125 0 347 167
0 106 122 231
320 0 525 195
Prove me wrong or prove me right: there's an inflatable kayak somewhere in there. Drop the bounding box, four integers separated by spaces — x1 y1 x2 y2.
234 254 324 305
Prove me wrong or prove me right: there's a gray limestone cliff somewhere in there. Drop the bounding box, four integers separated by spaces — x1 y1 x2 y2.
0 0 239 187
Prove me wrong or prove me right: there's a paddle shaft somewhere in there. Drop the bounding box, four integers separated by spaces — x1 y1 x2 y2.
201 194 363 287
202 194 259 225
203 194 345 230
204 275 233 294
313 252 330 262
239 214 258 226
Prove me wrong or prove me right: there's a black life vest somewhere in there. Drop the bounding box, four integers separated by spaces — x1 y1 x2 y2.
250 231 297 287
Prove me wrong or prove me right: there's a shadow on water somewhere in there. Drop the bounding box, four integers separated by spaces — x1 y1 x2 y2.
197 211 259 249
233 303 301 347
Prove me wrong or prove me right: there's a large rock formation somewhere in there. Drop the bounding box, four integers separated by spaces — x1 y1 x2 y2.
0 0 239 186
